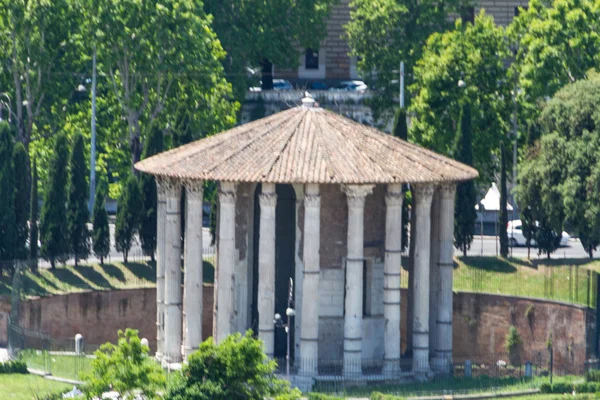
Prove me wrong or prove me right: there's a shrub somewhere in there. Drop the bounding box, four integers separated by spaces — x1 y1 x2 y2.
540 382 552 393
586 369 600 382
370 393 404 400
308 394 344 400
0 360 28 374
576 381 600 393
551 382 574 394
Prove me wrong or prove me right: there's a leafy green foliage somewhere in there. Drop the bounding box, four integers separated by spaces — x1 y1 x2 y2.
499 141 508 258
504 325 522 365
453 103 477 256
0 122 15 268
67 133 90 266
0 360 28 374
82 328 165 399
410 12 512 182
392 107 410 252
29 157 39 268
12 142 29 261
585 369 600 382
165 331 295 400
520 206 536 259
346 0 468 119
139 124 164 260
115 175 143 263
92 181 110 265
40 133 70 268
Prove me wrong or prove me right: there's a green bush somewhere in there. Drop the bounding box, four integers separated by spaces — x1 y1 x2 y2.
551 382 574 394
0 360 28 374
308 394 344 400
576 381 600 393
540 382 552 393
370 392 404 400
586 369 600 382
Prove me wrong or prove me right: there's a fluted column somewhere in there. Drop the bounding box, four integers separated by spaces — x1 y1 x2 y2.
214 182 237 343
183 180 204 359
383 184 403 375
429 188 441 359
300 184 320 374
342 184 374 376
162 177 183 363
434 183 457 372
258 183 277 357
411 183 434 374
155 179 167 360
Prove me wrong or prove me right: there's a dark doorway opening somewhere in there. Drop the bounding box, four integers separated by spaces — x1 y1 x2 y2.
252 184 296 359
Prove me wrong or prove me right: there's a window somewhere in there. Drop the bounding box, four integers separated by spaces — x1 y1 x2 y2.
515 6 528 17
305 48 319 70
461 6 475 24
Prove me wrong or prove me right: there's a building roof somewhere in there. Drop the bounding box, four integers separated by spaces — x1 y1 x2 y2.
135 104 478 184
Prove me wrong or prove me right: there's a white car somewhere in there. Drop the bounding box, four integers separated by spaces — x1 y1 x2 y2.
507 220 570 247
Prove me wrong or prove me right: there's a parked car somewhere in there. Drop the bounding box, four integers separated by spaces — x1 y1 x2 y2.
330 80 368 92
272 79 293 90
507 219 570 247
308 81 328 90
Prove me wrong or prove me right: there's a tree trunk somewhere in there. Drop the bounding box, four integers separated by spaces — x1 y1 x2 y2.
261 59 274 90
151 252 155 263
50 258 56 270
124 250 128 264
590 249 593 259
100 256 104 265
527 245 530 260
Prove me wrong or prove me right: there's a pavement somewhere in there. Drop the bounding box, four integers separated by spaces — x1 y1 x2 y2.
461 236 596 259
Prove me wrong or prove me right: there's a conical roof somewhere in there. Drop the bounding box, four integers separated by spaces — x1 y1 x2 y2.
135 105 478 184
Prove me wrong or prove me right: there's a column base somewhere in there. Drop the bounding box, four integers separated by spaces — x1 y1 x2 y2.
430 354 452 374
382 358 402 378
183 346 199 359
343 352 362 378
412 348 430 376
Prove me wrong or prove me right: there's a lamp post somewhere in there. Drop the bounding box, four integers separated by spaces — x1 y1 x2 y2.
274 278 295 378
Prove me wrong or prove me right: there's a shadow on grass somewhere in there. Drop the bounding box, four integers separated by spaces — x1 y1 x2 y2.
123 262 155 282
48 268 90 290
76 266 113 289
99 263 127 282
532 257 599 268
0 278 11 296
457 256 517 273
20 274 51 297
203 260 215 284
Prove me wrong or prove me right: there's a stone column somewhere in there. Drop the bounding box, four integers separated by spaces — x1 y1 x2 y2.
383 184 403 375
411 183 434 374
155 179 167 360
183 180 204 359
342 184 374 376
214 182 237 343
300 184 320 374
433 183 457 372
258 183 277 357
429 189 441 358
163 177 183 363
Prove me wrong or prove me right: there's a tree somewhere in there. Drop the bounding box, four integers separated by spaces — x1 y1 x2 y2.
82 329 166 399
67 133 90 266
92 181 110 265
410 12 512 182
345 0 469 119
392 107 410 252
95 0 237 167
499 141 509 258
115 175 143 263
453 103 477 256
139 124 164 261
204 0 336 97
29 157 39 269
0 122 15 273
40 133 70 269
165 332 298 400
520 206 536 259
13 142 29 260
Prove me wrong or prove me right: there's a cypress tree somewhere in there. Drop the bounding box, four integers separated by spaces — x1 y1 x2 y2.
92 180 110 264
67 133 90 266
139 123 164 261
0 122 15 275
30 157 39 270
499 141 509 258
392 107 408 140
453 103 477 256
115 175 143 263
40 133 70 269
392 107 410 252
13 142 29 261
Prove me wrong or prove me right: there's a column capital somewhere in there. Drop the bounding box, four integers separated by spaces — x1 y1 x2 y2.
385 188 404 207
259 192 277 208
218 181 237 205
439 182 457 200
304 194 321 208
412 183 435 207
184 179 204 200
157 176 182 198
342 184 374 208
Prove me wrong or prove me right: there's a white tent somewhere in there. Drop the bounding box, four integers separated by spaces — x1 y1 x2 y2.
475 183 513 211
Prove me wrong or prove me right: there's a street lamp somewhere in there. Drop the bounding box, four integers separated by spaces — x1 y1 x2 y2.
274 278 295 378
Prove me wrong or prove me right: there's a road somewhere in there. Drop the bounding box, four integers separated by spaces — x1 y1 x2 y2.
462 236 597 259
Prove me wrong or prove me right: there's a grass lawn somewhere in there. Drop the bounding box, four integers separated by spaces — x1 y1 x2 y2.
19 350 94 381
0 374 74 400
0 259 215 298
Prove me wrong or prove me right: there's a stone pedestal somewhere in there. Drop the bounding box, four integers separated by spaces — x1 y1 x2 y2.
411 184 434 374
214 182 237 343
383 184 403 375
299 184 320 375
163 177 183 362
342 184 373 377
183 180 204 358
258 183 277 357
